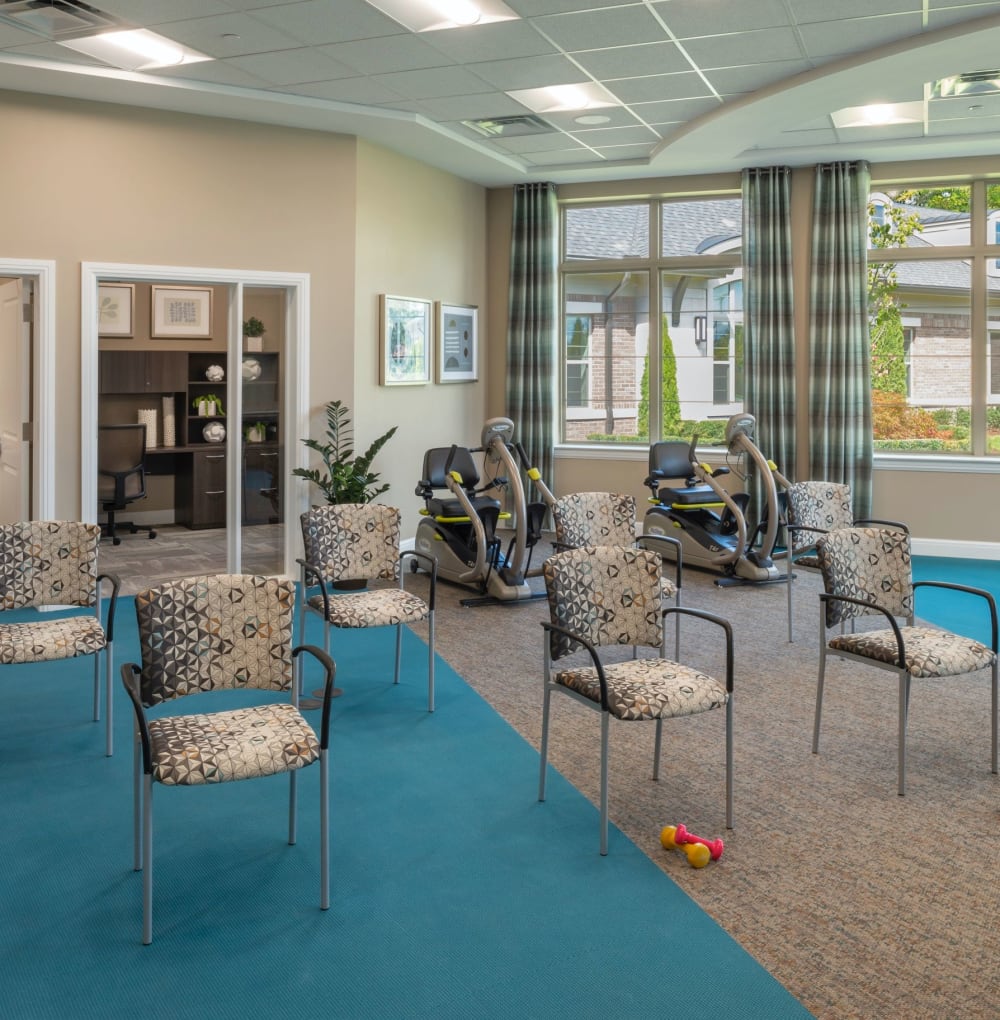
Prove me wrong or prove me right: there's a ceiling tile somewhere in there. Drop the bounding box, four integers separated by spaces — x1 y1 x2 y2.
88 0 234 22
588 142 658 158
468 53 587 90
653 0 793 37
414 92 530 120
679 27 806 68
507 0 646 13
421 20 558 63
289 76 404 104
797 13 926 60
541 106 646 129
629 95 723 123
572 41 690 80
568 123 660 145
371 65 497 100
789 0 921 22
147 12 304 56
247 0 406 45
605 72 715 105
492 132 581 153
521 147 609 165
224 48 357 85
532 6 669 51
927 4 1000 29
317 34 455 75
155 60 276 89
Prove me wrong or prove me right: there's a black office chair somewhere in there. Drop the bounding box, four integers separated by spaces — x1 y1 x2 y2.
98 424 156 545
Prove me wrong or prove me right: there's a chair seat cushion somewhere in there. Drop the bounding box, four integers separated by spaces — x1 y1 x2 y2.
829 626 997 678
307 588 430 629
555 657 728 721
148 702 319 785
0 615 106 664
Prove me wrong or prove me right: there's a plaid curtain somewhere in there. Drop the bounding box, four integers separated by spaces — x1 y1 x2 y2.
809 161 873 518
506 182 557 484
742 166 796 483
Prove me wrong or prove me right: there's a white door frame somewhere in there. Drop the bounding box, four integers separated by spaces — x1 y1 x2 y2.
0 258 56 521
81 262 310 577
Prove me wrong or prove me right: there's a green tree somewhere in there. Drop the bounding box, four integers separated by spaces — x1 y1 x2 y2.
896 185 1000 211
637 315 681 438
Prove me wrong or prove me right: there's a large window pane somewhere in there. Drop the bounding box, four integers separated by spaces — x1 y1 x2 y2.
661 198 742 257
870 258 971 452
565 204 649 260
869 187 970 248
562 272 648 442
660 266 742 442
987 272 1000 454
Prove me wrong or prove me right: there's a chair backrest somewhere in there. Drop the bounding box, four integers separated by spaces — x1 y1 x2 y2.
648 441 695 482
98 424 148 506
0 520 100 611
785 481 853 552
543 545 663 659
552 491 637 549
420 446 481 492
133 574 295 706
300 503 401 583
816 526 913 626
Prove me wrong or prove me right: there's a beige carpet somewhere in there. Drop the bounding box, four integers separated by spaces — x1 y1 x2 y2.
414 552 1000 1020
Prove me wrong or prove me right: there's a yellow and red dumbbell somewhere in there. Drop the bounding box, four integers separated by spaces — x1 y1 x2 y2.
660 824 724 869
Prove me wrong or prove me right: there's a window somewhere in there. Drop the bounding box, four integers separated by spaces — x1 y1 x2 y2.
868 184 1000 454
560 198 742 444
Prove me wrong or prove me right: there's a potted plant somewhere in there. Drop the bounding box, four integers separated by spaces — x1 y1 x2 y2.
292 399 396 504
243 316 266 352
245 421 268 443
192 394 225 417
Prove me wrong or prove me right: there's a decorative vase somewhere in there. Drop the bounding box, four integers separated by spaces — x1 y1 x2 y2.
137 408 158 449
161 395 176 447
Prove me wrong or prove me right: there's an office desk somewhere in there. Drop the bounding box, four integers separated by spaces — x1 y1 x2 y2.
146 444 281 529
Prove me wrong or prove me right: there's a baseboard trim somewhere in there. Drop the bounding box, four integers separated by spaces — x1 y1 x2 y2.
911 537 1000 560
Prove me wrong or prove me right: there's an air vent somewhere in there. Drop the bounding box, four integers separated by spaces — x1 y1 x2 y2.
461 114 554 138
0 0 119 38
931 70 1000 99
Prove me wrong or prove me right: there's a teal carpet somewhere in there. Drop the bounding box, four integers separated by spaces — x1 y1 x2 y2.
912 555 1000 646
1 597 811 1020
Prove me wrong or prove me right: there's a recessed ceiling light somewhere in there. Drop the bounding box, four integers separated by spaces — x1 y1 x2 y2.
364 0 518 32
508 82 619 114
830 102 923 128
58 29 211 71
574 114 611 126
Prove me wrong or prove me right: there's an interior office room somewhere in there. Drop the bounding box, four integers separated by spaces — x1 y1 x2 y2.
2 2 1000 1019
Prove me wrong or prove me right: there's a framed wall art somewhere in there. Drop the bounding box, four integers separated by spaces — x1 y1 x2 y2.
151 285 213 339
98 283 135 337
380 294 431 385
436 302 478 383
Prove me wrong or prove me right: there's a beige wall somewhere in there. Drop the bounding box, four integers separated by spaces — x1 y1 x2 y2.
354 140 487 536
487 159 1000 547
1 90 486 539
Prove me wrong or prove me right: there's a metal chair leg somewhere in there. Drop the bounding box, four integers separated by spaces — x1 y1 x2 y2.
394 622 402 685
538 685 551 802
142 774 153 946
599 712 610 856
105 642 114 757
288 770 298 845
652 718 662 781
898 672 911 796
320 750 330 910
427 610 435 712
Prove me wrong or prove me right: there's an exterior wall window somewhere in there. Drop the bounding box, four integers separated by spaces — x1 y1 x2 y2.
561 198 741 444
868 184 1000 454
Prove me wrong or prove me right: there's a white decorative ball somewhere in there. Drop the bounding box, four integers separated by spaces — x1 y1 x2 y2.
203 421 226 443
205 364 225 382
242 358 262 381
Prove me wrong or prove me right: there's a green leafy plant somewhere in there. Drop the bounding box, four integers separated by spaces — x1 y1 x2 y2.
243 316 266 337
192 394 225 415
292 399 397 503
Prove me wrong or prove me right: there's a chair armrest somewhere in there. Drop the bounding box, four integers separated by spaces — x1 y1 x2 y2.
637 532 683 592
296 557 331 618
120 663 152 774
399 549 437 610
819 592 906 667
662 606 734 692
292 644 337 748
97 571 121 642
914 580 999 652
541 620 611 711
854 517 908 533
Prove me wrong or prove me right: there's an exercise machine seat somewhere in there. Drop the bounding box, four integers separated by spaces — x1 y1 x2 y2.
419 447 502 519
646 441 718 506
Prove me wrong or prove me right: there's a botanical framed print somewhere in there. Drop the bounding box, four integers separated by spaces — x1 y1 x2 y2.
151 285 213 338
436 302 478 383
98 283 134 337
380 294 431 385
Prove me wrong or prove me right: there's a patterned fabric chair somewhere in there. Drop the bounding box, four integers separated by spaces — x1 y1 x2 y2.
550 491 683 654
0 520 119 756
298 503 437 711
814 527 998 796
120 574 336 945
783 480 906 643
540 545 733 855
